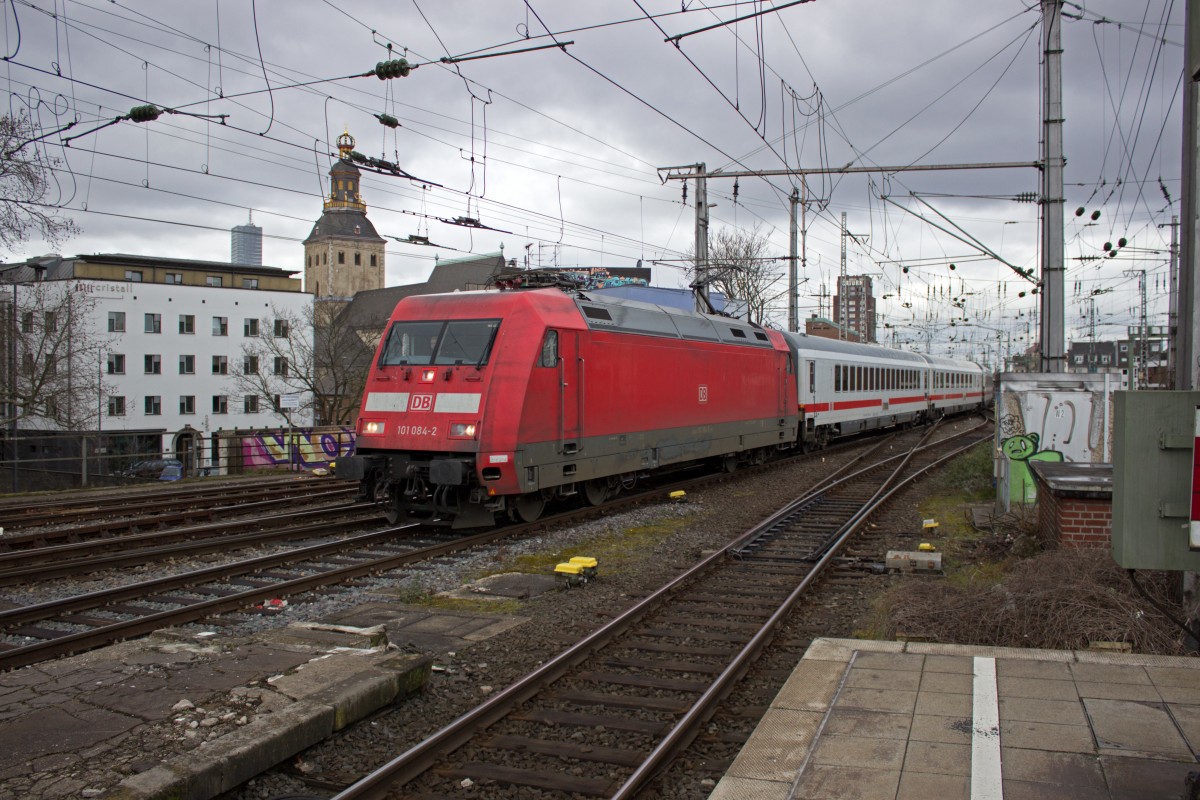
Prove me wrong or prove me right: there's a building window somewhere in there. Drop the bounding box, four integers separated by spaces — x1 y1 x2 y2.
354 252 361 266
108 396 126 417
337 251 345 264
244 318 259 337
179 354 195 374
125 270 143 282
144 395 161 415
242 277 260 289
1074 355 1084 364
370 254 377 267
243 355 259 375
20 311 32 332
107 353 125 374
212 355 228 375
212 395 228 414
165 272 183 285
244 395 259 414
145 313 162 334
273 319 289 337
21 352 33 375
144 354 161 374
307 255 312 267
179 314 195 334
212 316 228 336
1119 343 1128 352
180 395 195 415
273 356 289 377
1101 355 1111 365
206 275 224 287
108 311 125 332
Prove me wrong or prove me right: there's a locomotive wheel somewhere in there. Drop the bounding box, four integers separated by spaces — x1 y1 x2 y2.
513 492 545 523
582 479 608 506
381 493 402 525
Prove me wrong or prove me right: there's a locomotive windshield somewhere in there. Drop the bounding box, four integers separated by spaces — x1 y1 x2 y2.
379 319 501 366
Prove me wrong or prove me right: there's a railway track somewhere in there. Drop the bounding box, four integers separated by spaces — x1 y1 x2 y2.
323 419 990 799
0 476 344 533
0 502 383 584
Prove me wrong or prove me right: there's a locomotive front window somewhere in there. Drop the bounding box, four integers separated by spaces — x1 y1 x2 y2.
435 320 501 365
379 319 500 366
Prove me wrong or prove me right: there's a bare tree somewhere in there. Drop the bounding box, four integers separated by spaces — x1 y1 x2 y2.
233 301 372 427
686 225 783 325
0 114 80 253
0 280 108 430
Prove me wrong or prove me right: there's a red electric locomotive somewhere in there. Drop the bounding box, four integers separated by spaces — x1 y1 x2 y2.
338 288 799 527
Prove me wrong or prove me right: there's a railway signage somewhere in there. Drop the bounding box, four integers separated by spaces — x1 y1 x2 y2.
279 393 300 410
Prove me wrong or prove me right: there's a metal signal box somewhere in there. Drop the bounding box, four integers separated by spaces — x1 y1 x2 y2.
1112 391 1200 571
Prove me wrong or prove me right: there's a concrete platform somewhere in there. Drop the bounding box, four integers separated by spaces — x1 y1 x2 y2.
0 603 528 800
709 638 1200 800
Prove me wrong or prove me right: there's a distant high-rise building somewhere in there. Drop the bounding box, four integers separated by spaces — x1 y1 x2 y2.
832 275 877 343
231 216 262 265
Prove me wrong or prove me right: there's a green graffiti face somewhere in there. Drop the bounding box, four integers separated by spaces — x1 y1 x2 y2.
1001 433 1039 461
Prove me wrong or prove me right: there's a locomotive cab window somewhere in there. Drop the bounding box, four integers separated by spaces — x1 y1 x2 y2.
539 330 559 367
379 319 501 367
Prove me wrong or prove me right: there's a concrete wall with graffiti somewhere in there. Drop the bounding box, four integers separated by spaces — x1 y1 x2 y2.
236 427 356 471
995 373 1118 511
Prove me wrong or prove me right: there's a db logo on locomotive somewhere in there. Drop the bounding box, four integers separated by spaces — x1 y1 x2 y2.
410 394 434 412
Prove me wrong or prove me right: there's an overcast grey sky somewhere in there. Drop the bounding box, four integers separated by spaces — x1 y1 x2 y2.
4 0 1183 360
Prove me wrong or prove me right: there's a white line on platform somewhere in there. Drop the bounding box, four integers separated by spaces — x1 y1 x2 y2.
971 656 1003 800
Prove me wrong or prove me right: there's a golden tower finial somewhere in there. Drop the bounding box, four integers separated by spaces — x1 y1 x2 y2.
336 128 355 160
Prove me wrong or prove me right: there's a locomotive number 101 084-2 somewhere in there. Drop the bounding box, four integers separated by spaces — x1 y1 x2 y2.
397 425 438 437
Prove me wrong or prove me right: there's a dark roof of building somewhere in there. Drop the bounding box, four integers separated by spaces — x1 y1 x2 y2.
304 208 385 245
336 253 521 331
0 253 299 281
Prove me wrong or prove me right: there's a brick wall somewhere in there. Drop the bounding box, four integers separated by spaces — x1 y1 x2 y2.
1037 487 1112 549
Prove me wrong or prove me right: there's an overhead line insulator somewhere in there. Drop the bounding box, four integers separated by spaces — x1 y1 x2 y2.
374 59 413 80
127 105 161 123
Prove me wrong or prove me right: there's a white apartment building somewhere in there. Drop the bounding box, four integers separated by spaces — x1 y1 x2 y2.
2 254 312 474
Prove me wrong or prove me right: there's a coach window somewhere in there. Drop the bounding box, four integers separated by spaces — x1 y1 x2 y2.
834 365 842 392
540 330 559 367
808 362 816 394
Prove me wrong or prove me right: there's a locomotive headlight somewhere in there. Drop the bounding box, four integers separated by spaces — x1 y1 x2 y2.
450 422 477 438
363 420 385 435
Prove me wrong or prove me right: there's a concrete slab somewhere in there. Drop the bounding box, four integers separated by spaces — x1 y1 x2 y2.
822 708 911 740
996 675 1079 702
1084 697 1194 758
901 739 971 777
846 666 922 692
810 732 907 769
999 747 1106 788
770 659 844 712
0 702 140 761
791 764 901 800
723 708 824 783
909 713 972 744
896 770 969 800
1101 754 1200 800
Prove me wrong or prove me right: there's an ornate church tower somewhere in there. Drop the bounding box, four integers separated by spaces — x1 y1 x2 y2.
304 131 386 301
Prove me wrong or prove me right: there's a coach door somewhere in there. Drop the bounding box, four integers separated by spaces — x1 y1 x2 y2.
555 330 583 454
